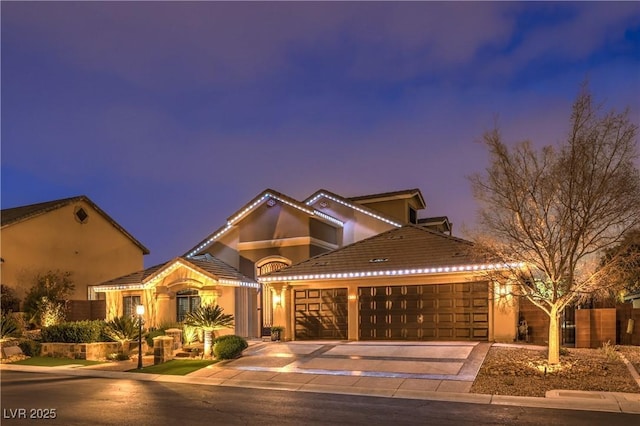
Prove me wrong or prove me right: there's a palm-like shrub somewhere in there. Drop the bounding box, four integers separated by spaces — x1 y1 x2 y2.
104 315 140 355
1 313 19 340
183 304 234 357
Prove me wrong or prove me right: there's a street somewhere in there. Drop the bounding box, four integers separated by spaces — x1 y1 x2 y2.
0 371 636 425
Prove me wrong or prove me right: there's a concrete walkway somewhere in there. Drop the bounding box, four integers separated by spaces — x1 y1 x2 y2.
2 340 639 414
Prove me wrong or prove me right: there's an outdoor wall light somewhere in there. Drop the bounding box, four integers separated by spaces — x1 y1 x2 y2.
273 294 282 306
136 305 145 369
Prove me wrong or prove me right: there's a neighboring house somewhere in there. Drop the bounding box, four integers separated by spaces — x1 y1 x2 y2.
0 196 149 311
92 187 516 341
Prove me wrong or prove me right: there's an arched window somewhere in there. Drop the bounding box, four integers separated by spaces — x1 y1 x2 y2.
177 289 200 322
258 261 289 276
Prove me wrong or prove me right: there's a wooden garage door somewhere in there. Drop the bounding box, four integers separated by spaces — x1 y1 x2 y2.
359 283 489 341
294 288 348 340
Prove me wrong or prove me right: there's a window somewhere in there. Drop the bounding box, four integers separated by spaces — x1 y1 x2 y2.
74 206 89 224
177 289 200 322
123 295 141 317
409 207 417 224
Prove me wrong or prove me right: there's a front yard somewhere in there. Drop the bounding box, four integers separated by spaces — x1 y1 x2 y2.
471 344 640 397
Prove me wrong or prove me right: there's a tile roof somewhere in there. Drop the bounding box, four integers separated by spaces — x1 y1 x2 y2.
92 255 258 290
261 225 477 281
1 195 150 254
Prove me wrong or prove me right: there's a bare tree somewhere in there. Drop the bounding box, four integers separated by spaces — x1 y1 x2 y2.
470 85 640 364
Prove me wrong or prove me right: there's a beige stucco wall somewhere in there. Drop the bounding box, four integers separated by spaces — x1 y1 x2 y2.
0 200 145 302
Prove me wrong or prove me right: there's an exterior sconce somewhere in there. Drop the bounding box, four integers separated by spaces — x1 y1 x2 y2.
348 294 357 301
273 294 282 306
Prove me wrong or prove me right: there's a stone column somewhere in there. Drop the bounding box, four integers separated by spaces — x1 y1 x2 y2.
153 336 174 365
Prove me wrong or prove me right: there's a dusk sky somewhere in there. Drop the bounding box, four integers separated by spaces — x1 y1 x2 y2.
2 2 639 267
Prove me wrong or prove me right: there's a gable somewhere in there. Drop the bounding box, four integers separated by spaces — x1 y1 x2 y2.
184 189 342 258
92 256 259 292
1 195 149 254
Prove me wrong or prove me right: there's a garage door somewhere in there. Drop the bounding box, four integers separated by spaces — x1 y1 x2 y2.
359 282 489 340
294 288 348 339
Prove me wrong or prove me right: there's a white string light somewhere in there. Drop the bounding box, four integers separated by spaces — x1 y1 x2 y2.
259 262 523 283
187 191 343 257
306 192 403 227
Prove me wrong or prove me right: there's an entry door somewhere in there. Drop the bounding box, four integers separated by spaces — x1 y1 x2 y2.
294 288 348 339
358 282 489 340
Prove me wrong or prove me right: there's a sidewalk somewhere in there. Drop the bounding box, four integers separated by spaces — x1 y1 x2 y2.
2 340 639 415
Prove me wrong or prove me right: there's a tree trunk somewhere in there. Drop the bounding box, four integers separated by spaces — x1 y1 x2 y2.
203 329 213 358
547 307 560 364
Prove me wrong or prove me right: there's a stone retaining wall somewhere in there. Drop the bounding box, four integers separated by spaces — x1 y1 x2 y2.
41 341 148 360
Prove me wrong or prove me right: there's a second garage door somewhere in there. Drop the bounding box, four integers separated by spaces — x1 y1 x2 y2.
359 282 489 340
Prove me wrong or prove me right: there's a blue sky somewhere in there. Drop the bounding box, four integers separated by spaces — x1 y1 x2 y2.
2 2 639 267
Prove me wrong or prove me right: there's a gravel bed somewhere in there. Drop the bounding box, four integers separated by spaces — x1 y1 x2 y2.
470 345 640 397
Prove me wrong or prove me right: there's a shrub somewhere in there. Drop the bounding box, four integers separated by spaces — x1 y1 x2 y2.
107 352 130 361
601 340 619 362
183 325 199 345
41 320 106 343
23 271 74 324
1 313 19 339
213 335 248 360
18 339 42 357
36 297 66 327
104 316 140 342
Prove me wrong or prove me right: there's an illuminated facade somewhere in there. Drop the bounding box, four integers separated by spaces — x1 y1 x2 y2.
92 187 517 341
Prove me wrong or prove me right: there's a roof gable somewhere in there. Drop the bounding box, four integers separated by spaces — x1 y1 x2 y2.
304 189 404 227
92 255 258 291
1 195 150 254
349 188 426 209
184 189 343 258
260 225 510 282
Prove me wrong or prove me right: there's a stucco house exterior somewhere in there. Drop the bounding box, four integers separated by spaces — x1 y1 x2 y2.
91 188 519 342
0 196 149 313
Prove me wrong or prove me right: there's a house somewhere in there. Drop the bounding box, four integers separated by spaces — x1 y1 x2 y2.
1 196 149 317
91 187 519 342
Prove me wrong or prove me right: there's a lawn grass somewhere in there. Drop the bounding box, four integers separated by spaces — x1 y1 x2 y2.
11 357 106 367
128 359 218 375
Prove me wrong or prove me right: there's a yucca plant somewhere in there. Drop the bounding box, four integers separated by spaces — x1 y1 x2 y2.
104 315 140 355
0 313 19 340
183 304 234 357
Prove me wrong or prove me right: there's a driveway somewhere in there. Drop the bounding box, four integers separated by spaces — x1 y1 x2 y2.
188 340 492 393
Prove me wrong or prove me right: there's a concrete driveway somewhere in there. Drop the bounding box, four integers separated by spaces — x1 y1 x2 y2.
189 340 492 393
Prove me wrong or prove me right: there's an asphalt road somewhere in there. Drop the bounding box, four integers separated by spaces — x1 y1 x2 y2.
0 371 636 425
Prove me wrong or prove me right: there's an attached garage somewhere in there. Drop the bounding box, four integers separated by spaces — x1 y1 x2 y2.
294 288 348 339
261 225 517 343
358 282 489 341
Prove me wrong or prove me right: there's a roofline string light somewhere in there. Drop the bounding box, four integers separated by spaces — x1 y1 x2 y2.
259 262 524 283
92 259 260 292
306 193 403 227
187 192 343 258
